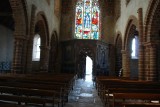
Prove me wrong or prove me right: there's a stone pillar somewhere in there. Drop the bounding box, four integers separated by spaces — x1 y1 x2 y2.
39 46 50 72
144 46 150 80
12 36 25 74
26 5 37 72
137 8 145 80
138 44 145 80
21 37 28 73
121 50 130 78
148 43 157 81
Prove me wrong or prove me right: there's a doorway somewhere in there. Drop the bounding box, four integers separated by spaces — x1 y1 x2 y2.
85 56 93 82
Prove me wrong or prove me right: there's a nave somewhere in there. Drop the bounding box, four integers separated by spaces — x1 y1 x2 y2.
65 79 103 107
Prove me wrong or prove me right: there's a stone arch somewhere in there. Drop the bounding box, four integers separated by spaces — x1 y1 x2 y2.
124 15 138 50
144 0 160 42
143 0 160 81
0 1 15 73
8 0 29 73
9 0 28 36
35 12 49 46
114 31 122 76
114 31 122 45
123 16 139 78
48 30 59 72
33 11 50 72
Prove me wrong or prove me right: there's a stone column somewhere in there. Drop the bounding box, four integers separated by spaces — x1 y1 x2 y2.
21 37 28 73
144 45 150 80
148 43 157 81
137 8 145 80
121 50 130 78
12 36 25 74
39 46 50 72
138 44 145 80
26 5 37 72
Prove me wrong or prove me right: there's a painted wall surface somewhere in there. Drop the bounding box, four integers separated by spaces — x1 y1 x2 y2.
115 0 150 37
0 25 14 62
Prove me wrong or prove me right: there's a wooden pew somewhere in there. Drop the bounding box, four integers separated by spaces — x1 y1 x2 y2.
95 76 160 106
0 86 61 107
0 82 69 106
0 103 27 107
0 80 71 103
110 93 160 107
0 73 76 107
123 103 160 107
104 88 160 106
0 94 56 107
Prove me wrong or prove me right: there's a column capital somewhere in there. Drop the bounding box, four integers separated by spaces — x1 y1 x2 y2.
121 50 129 54
137 8 142 13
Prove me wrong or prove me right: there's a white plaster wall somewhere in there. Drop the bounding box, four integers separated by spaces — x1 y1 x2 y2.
26 0 60 38
115 0 150 37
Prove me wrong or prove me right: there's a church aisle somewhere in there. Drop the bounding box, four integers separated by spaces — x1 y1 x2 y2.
65 78 103 107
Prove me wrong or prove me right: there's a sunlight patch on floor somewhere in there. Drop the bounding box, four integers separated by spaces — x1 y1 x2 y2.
79 93 93 97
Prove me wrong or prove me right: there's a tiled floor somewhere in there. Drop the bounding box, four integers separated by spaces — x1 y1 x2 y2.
65 77 103 107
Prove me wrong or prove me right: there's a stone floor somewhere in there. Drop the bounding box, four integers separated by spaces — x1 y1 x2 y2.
64 75 103 107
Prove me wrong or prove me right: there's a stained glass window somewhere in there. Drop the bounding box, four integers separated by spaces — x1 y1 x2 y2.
75 0 100 39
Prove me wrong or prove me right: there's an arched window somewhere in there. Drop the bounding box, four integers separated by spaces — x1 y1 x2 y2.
32 34 41 61
131 36 139 59
75 0 100 39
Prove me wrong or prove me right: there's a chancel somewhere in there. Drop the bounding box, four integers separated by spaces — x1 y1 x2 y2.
0 0 160 107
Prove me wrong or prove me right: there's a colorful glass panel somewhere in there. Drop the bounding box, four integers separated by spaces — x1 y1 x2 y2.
75 0 100 39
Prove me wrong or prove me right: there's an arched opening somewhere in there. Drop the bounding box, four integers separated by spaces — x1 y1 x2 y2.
32 33 41 71
77 47 94 81
129 30 139 79
115 34 122 76
85 56 93 82
143 0 160 81
124 16 138 78
48 31 58 73
31 13 49 72
0 0 14 73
